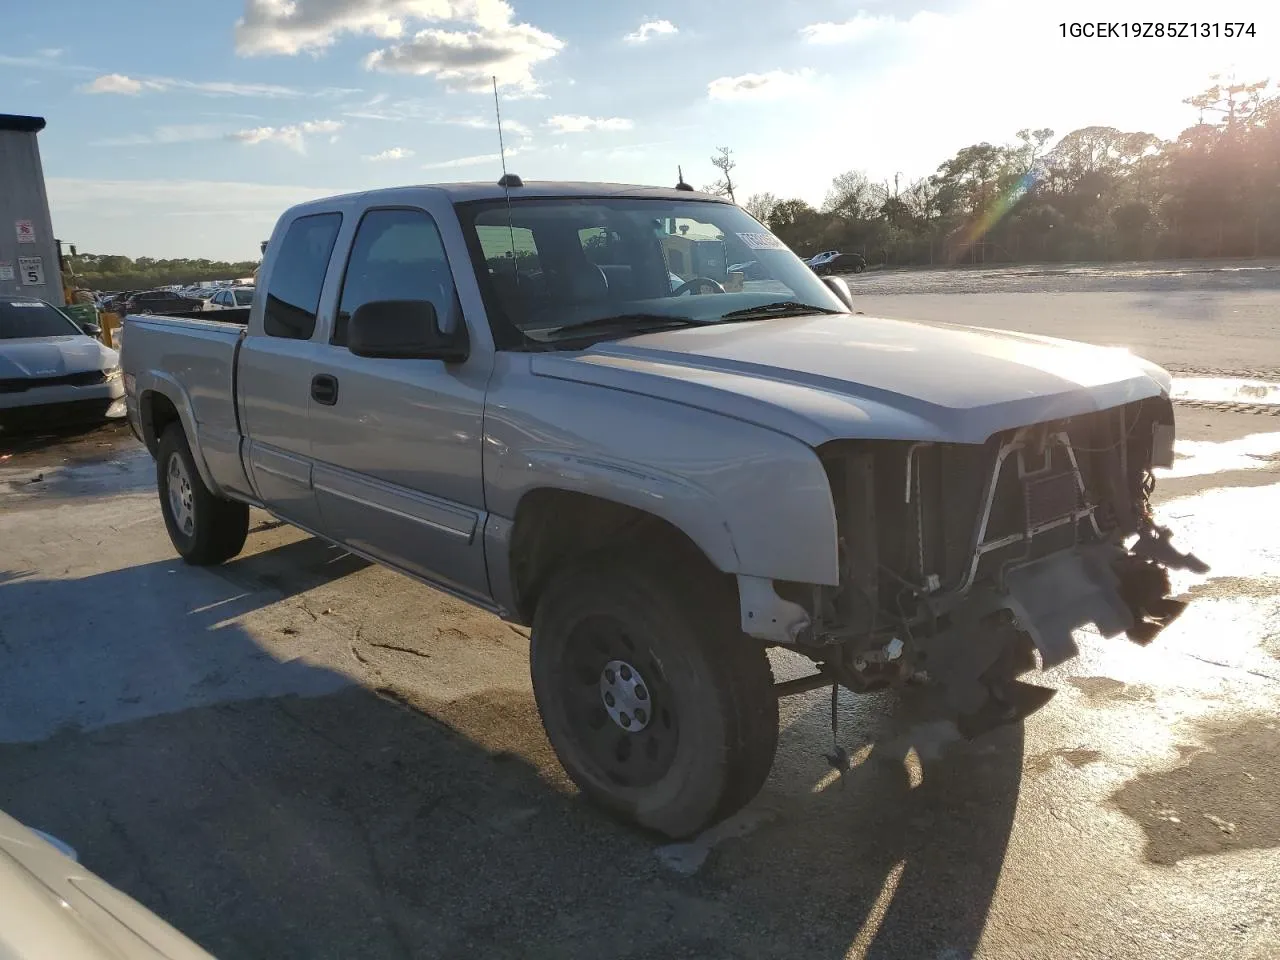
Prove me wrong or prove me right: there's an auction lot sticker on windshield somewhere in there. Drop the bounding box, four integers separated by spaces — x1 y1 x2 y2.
737 232 786 251
18 257 45 285
0 261 13 281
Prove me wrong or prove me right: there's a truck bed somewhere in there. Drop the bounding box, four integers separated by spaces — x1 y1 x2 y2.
121 312 251 497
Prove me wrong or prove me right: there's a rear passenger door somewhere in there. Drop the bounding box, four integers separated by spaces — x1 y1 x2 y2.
309 206 491 601
238 211 342 530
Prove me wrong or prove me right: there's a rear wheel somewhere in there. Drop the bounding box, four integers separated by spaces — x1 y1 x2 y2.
157 424 249 565
530 556 778 839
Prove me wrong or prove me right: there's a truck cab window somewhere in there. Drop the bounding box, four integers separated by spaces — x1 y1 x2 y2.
263 212 342 340
334 208 458 347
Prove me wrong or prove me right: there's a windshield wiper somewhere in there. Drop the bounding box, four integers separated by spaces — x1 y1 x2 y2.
718 301 844 321
544 313 717 341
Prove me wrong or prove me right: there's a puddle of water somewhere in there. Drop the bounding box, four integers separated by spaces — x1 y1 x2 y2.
1158 433 1280 478
1143 485 1280 678
1171 377 1280 406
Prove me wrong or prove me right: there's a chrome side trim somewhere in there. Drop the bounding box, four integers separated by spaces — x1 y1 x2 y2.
311 460 478 543
313 480 474 542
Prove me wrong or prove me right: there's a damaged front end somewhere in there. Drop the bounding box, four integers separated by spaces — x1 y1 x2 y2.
782 394 1206 739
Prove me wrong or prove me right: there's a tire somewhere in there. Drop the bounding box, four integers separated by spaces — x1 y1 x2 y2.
156 423 249 566
853 260 866 274
530 555 778 839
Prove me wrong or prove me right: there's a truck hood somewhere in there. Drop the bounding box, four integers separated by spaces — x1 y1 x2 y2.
0 337 119 379
529 313 1171 445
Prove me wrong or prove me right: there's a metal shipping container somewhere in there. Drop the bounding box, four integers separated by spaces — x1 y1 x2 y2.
0 114 64 306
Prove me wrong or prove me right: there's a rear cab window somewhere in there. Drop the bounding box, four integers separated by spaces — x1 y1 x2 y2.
333 208 460 347
263 212 342 340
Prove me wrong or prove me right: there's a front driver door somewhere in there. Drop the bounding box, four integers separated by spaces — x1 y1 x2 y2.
309 206 491 601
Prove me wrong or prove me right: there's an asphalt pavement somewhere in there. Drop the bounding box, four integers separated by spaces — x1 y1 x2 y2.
1 263 1278 959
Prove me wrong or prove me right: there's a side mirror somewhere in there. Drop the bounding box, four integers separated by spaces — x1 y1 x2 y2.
80 321 103 339
822 276 854 311
347 299 468 362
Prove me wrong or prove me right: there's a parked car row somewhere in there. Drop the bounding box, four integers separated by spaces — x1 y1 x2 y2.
805 250 867 275
97 286 255 316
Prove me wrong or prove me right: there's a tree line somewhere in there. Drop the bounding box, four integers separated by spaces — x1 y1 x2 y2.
726 78 1280 266
63 254 260 292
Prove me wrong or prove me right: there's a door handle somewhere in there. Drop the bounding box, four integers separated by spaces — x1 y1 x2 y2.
311 373 339 406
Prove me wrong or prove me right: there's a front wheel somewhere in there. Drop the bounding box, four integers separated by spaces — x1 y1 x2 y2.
157 424 249 565
530 557 778 839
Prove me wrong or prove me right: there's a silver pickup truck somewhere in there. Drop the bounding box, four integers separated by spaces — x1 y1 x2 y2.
121 180 1201 838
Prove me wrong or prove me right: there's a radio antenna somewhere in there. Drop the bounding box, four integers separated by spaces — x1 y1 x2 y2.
493 75 521 297
493 75 510 182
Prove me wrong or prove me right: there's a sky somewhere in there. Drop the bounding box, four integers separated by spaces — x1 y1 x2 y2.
3 0 1275 261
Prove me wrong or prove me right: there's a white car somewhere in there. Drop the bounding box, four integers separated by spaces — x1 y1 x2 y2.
203 287 254 311
0 808 214 959
1 297 126 433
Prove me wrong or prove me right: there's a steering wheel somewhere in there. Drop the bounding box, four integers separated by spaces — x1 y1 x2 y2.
671 276 726 296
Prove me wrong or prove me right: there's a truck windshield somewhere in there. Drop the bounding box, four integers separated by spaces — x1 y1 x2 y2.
0 300 83 340
457 197 847 347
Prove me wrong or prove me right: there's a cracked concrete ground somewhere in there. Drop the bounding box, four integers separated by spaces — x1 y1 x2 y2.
2 264 1279 959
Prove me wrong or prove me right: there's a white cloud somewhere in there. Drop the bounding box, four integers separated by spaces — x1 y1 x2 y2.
228 119 344 152
365 21 562 92
623 19 677 44
38 48 63 58
92 124 226 147
545 115 633 134
707 69 813 102
364 146 415 160
83 73 151 95
342 101 532 136
81 72 303 98
800 13 910 45
236 0 563 92
421 147 520 169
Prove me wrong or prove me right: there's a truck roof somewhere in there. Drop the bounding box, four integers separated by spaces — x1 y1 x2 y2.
289 181 731 212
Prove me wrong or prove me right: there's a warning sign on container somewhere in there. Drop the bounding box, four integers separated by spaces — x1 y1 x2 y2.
15 220 35 243
18 257 45 285
0 261 13 282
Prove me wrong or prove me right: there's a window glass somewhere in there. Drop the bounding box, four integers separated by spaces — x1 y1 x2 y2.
233 288 255 306
459 198 844 345
0 299 81 340
334 208 457 347
263 212 341 340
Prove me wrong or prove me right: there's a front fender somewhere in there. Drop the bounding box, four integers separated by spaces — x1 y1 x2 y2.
483 364 840 588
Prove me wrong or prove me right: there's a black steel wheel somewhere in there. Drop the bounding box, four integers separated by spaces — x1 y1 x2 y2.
530 556 778 839
558 613 681 789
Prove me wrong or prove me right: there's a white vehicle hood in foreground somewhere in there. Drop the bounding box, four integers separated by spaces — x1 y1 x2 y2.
0 337 119 380
531 313 1171 445
0 809 213 960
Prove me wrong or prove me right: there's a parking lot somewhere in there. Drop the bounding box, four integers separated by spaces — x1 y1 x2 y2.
3 263 1279 959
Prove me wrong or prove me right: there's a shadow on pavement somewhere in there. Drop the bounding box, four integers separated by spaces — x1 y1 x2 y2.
0 419 137 459
0 551 1022 960
1113 714 1279 866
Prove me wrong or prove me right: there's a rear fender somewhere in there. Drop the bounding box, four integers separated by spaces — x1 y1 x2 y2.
135 372 220 495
